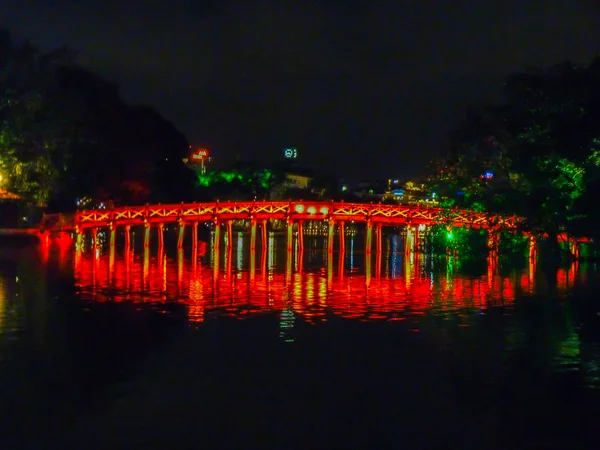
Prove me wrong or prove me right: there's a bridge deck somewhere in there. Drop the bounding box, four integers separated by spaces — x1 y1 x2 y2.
39 201 519 232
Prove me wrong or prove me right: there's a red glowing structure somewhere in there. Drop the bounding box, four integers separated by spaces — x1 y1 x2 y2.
40 200 522 255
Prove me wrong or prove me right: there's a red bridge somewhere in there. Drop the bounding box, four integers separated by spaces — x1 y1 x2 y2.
40 200 521 256
41 200 518 231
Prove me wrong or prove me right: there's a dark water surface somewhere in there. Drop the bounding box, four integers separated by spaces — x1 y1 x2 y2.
1 234 600 449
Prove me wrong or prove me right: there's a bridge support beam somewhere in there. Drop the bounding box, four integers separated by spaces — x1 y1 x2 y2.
261 219 268 254
338 222 345 276
405 226 415 253
91 228 98 254
527 234 536 260
144 223 151 248
191 221 198 249
191 221 198 271
365 220 373 255
286 220 293 253
158 223 164 249
213 220 221 272
177 221 186 249
124 225 131 253
250 219 257 253
488 230 500 254
414 226 420 253
76 229 83 251
376 223 382 256
226 220 233 252
109 222 116 275
297 220 304 252
327 219 335 254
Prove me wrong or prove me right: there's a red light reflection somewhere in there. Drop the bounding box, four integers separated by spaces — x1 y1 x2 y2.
65 248 564 324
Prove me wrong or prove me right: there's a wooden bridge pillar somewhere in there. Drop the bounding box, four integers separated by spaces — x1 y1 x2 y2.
297 220 304 252
91 228 98 254
250 219 257 253
143 223 151 248
109 222 116 275
157 224 165 270
226 220 233 251
191 221 198 271
143 244 150 290
261 219 268 253
527 234 536 260
365 220 373 255
488 230 500 254
376 223 382 278
76 228 84 251
213 219 221 269
376 223 382 255
327 219 335 254
177 220 186 249
158 223 165 249
338 221 345 253
286 219 294 253
414 226 420 253
405 226 415 253
338 222 345 276
191 221 198 250
261 219 268 273
124 225 131 253
570 240 580 260
177 247 184 292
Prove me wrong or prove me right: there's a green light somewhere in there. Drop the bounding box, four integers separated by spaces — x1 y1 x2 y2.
447 232 453 240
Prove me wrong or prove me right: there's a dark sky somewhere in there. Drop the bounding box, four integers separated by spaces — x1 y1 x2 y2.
3 0 600 180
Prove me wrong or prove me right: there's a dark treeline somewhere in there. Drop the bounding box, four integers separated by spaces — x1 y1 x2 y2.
430 54 600 243
0 30 196 211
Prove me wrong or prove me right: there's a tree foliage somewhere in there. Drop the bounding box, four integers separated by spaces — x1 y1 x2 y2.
0 30 196 209
432 56 600 239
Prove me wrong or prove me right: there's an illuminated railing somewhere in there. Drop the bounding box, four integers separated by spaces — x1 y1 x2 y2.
43 200 520 231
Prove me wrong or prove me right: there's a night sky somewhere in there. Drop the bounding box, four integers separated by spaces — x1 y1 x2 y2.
3 0 600 180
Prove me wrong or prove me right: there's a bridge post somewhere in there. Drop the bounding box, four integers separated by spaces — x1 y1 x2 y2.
76 227 84 251
261 219 268 268
286 219 293 253
158 223 165 248
488 229 500 254
91 228 98 254
365 219 373 255
414 225 420 253
297 220 304 252
570 239 580 260
376 222 383 256
527 233 537 260
327 218 335 254
213 219 221 272
250 219 257 253
109 221 116 275
143 222 151 248
191 221 198 251
405 225 415 254
124 225 131 254
338 221 345 253
226 220 233 251
177 220 186 249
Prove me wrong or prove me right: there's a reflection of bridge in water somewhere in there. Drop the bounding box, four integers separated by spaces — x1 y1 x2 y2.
41 232 582 324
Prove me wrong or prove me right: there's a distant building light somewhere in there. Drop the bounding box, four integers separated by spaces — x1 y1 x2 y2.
284 148 298 159
341 185 348 192
483 171 494 180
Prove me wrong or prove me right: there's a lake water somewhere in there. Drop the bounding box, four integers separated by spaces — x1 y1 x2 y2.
1 233 600 449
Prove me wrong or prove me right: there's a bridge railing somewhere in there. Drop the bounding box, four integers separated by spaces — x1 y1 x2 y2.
63 200 520 230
